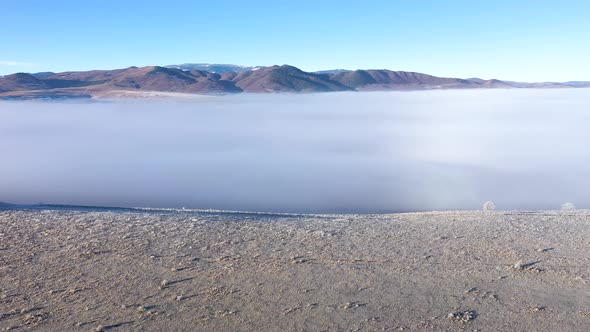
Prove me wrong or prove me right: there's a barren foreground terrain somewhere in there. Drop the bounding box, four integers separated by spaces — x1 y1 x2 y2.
1 209 590 331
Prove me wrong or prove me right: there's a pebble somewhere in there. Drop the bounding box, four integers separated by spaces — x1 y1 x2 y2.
514 261 525 270
447 310 477 323
342 302 363 309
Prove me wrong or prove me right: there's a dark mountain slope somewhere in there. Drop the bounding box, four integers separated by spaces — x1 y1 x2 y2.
0 73 50 92
231 65 352 92
41 66 241 93
330 70 479 90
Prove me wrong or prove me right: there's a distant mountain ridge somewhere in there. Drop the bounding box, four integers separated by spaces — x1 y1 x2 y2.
1 63 589 99
166 63 261 73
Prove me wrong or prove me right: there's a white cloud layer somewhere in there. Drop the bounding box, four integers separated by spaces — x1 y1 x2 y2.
1 89 590 213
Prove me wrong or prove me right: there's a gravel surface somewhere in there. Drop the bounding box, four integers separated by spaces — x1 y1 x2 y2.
1 209 590 331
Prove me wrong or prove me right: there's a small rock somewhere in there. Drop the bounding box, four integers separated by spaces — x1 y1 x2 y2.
290 256 308 264
447 310 477 323
94 325 105 332
160 280 169 287
24 312 49 325
514 261 525 270
342 302 364 309
306 303 318 309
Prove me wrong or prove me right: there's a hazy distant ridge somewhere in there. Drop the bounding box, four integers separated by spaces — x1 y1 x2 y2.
166 63 261 73
1 63 589 99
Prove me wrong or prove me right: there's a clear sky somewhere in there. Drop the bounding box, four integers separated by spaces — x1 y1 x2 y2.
1 0 589 81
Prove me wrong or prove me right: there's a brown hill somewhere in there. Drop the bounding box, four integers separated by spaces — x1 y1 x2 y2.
478 79 517 88
230 65 352 92
106 66 197 91
0 73 50 93
1 65 588 99
329 70 479 90
35 66 241 93
0 66 243 97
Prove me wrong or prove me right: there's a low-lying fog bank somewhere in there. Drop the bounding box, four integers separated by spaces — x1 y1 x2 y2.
1 89 589 213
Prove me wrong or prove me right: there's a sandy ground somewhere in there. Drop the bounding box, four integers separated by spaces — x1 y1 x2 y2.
1 209 590 331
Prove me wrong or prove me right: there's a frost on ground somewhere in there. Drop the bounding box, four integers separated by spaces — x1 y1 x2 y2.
1 209 590 331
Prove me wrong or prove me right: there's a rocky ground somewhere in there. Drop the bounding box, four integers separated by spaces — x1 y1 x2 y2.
1 209 590 331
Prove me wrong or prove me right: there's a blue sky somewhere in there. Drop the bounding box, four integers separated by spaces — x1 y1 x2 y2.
1 0 589 81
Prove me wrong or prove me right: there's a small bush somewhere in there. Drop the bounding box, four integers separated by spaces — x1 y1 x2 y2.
482 201 496 211
561 202 576 210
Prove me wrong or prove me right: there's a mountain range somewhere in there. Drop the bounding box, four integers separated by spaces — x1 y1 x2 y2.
0 64 589 99
166 63 261 73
